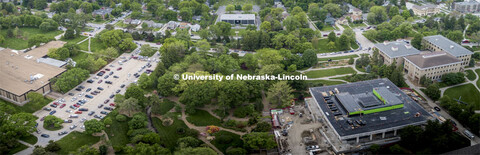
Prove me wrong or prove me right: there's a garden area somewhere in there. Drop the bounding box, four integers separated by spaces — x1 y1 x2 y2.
186 109 222 126
318 54 358 61
465 70 476 81
104 114 131 149
444 84 480 110
1 96 52 114
304 67 356 78
56 131 101 154
210 131 244 153
0 28 62 50
152 112 199 151
8 143 28 155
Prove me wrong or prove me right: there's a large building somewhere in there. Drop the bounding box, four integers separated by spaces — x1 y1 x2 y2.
412 4 440 16
423 35 473 66
219 14 255 25
309 79 432 153
375 41 421 66
404 51 463 82
452 0 480 13
0 41 66 105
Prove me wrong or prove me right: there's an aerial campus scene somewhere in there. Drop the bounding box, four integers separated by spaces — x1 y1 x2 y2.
1 0 480 155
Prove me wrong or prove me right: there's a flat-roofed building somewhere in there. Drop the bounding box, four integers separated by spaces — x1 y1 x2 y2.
308 79 432 153
220 14 255 25
412 4 439 16
423 35 473 66
452 0 480 13
404 51 463 83
0 41 66 105
374 41 421 66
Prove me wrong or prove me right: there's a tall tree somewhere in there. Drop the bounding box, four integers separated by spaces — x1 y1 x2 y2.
267 81 294 107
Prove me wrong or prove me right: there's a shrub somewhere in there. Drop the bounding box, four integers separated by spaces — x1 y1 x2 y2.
99 145 107 155
252 122 272 132
226 147 247 155
177 127 185 134
206 125 220 134
116 114 127 122
185 129 199 137
233 105 254 118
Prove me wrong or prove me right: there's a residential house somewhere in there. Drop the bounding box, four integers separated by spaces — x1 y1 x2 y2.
166 21 178 29
325 17 335 25
92 7 113 19
350 8 363 21
337 17 348 25
130 19 142 25
123 18 132 25
178 22 190 30
191 24 201 32
143 20 163 28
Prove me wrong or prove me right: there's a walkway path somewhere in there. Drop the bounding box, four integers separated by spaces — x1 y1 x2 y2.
15 140 34 155
439 67 480 96
463 24 470 40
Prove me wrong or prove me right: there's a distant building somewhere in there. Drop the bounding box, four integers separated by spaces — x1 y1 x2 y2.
308 78 431 153
374 41 421 66
220 14 255 25
178 22 190 29
130 19 142 25
337 17 348 25
0 41 67 105
350 8 363 21
92 7 113 19
166 21 178 29
191 24 201 32
423 35 473 66
143 20 163 28
123 18 132 24
452 0 480 13
412 4 439 16
324 17 335 25
404 51 463 83
192 16 202 21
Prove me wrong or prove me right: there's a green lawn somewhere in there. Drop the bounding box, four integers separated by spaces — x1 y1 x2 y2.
304 67 356 78
19 134 38 145
152 112 195 151
78 38 89 51
186 109 222 126
305 80 346 87
60 36 88 44
466 70 476 81
71 52 91 62
104 113 130 149
476 69 480 88
350 22 367 28
155 100 176 115
321 25 336 31
1 97 53 114
56 131 101 154
0 28 62 50
444 84 480 110
314 38 357 53
78 37 106 52
211 131 244 153
8 142 28 155
318 55 358 61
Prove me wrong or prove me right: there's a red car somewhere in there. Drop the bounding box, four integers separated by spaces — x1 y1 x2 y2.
98 80 103 84
73 104 80 107
117 67 122 71
109 103 115 107
104 99 110 104
105 68 111 71
75 111 82 114
59 104 66 108
53 102 59 105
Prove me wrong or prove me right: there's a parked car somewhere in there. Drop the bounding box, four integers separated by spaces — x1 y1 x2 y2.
115 90 121 93
43 107 52 111
40 116 45 121
109 71 114 75
50 104 57 108
85 95 93 99
120 84 126 88
105 68 111 71
113 75 119 78
98 104 104 108
58 131 68 136
70 105 77 109
80 118 87 123
98 87 104 90
59 104 66 108
434 106 441 111
64 119 73 123
100 111 109 115
98 80 103 84
41 134 50 138
49 110 56 115
87 79 94 83
70 125 77 130
105 81 112 84
117 67 122 71
75 111 82 114
104 99 110 104
88 111 95 116
110 94 115 99
104 75 109 79
104 107 112 111
109 103 116 107
68 93 75 96
97 71 105 76
86 88 91 92
79 108 89 111
69 114 79 118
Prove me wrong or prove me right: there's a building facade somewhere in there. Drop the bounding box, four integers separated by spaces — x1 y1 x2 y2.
452 0 480 13
422 35 473 67
220 14 255 25
412 4 440 16
375 41 421 67
404 52 463 83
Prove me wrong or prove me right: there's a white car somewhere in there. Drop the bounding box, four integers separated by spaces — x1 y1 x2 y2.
78 92 85 97
66 110 72 113
71 97 77 102
70 125 77 130
80 118 87 123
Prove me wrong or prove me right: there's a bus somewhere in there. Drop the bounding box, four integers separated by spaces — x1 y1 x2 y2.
463 130 475 140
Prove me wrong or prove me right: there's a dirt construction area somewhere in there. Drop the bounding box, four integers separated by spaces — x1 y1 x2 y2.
32 51 160 146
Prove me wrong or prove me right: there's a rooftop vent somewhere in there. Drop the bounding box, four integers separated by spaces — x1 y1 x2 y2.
405 44 412 49
450 45 454 49
383 41 388 45
391 46 398 51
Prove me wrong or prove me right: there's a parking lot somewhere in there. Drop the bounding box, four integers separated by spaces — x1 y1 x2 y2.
32 51 159 146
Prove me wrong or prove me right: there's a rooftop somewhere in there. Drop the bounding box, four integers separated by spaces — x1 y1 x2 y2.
404 51 462 69
37 58 67 68
423 35 473 57
93 7 113 15
24 41 66 59
374 41 421 58
0 48 66 95
220 14 255 20
454 0 479 5
413 4 437 10
309 79 432 138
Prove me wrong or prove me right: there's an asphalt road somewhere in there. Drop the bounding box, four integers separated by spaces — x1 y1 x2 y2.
31 51 159 147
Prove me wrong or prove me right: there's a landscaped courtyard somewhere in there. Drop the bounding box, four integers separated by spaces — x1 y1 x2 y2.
0 28 62 50
444 84 480 110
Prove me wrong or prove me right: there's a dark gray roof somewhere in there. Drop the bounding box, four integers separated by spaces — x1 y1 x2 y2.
405 52 462 69
93 7 113 15
443 144 480 155
309 78 432 137
423 35 473 57
374 41 421 58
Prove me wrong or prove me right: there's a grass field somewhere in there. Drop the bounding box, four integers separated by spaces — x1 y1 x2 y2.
19 134 38 145
152 112 194 151
318 55 358 61
314 39 358 53
78 37 106 52
305 80 346 87
1 97 53 114
466 70 476 81
104 114 130 149
155 100 176 115
321 25 337 31
444 84 480 110
476 69 480 88
350 23 367 28
60 36 88 44
211 131 244 153
186 109 222 126
56 131 101 154
8 142 28 155
304 67 356 78
0 28 62 50
71 52 90 62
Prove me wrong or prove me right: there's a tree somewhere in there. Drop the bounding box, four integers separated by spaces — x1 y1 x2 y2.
45 140 61 152
34 0 47 10
28 35 53 47
76 145 99 155
302 49 317 68
226 148 247 155
441 72 465 86
84 119 105 134
160 40 186 68
283 16 300 32
469 59 475 67
157 72 177 97
63 28 75 39
252 122 272 132
348 57 355 65
175 147 216 155
242 132 277 150
336 34 350 50
177 136 201 148
389 6 400 18
125 84 147 104
195 39 210 52
243 4 253 12
44 115 63 128
97 47 119 60
226 4 235 13
424 84 441 101
104 117 113 127
419 75 432 87
412 33 423 49
27 92 45 104
327 41 336 50
260 21 271 32
367 6 388 24
323 3 342 18
328 31 336 42
118 98 141 117
390 15 405 27
179 8 193 22
128 113 148 129
446 30 463 43
267 81 294 107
